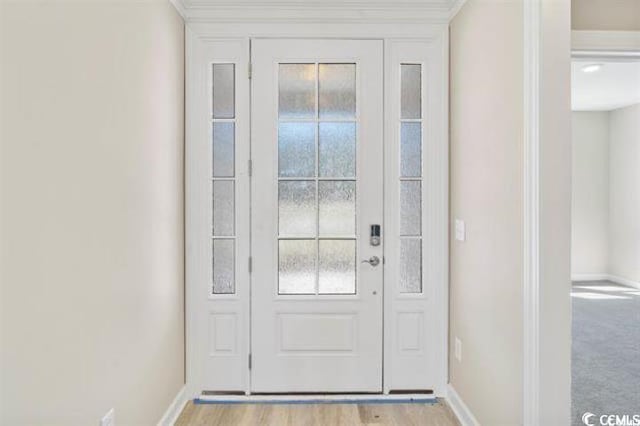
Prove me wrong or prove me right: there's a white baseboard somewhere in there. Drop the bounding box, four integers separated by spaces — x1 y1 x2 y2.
158 385 188 426
446 384 480 426
608 274 640 290
571 273 608 282
572 273 640 290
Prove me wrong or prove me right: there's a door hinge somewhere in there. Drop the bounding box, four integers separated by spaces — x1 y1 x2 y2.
248 256 252 273
248 62 252 79
248 159 252 177
248 353 252 370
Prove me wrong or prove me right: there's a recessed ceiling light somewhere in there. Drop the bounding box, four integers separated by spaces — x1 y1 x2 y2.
581 64 603 73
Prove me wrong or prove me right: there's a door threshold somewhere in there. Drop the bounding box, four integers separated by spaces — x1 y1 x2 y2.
195 393 437 405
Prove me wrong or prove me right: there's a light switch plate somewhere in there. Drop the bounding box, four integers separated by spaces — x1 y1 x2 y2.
455 219 466 242
100 408 115 426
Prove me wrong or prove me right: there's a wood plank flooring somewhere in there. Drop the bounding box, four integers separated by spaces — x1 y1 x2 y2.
175 400 460 426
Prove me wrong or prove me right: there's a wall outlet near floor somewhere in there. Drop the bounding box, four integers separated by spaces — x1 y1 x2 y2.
454 219 466 242
454 337 462 362
100 408 115 426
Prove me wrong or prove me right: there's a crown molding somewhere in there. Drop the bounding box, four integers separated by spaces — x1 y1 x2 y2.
572 30 640 52
169 0 187 19
176 0 465 24
572 30 640 59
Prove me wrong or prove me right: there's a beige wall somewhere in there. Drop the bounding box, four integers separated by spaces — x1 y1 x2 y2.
572 112 609 275
572 0 640 31
609 103 640 282
449 1 524 423
0 1 185 425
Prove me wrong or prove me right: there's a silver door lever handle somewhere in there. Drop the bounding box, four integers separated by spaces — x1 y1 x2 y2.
361 256 380 267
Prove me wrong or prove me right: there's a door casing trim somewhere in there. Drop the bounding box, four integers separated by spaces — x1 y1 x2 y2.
186 21 449 399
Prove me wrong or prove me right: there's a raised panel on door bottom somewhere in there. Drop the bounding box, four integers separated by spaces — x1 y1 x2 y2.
397 312 423 353
278 313 356 353
208 312 237 355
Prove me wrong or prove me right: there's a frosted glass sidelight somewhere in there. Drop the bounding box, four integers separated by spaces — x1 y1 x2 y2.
213 180 234 236
319 123 356 178
319 64 356 119
279 64 316 119
319 181 355 236
278 181 316 236
279 239 316 294
319 240 356 294
212 64 235 119
278 122 316 177
401 64 421 119
213 239 235 294
212 122 235 177
401 122 421 178
400 181 421 236
400 239 422 293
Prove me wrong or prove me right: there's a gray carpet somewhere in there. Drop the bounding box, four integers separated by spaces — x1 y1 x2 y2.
572 280 640 425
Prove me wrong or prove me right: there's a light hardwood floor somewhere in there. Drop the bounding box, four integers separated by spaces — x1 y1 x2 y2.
175 400 460 426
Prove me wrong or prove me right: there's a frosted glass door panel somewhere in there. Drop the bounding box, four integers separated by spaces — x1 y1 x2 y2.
400 122 421 178
398 64 424 293
213 239 235 294
211 63 237 295
400 64 421 119
400 239 421 293
278 123 316 177
319 123 356 178
278 181 316 236
276 62 358 296
279 240 316 294
213 180 235 236
212 64 235 119
279 64 316 119
319 181 356 236
319 240 356 294
319 64 356 119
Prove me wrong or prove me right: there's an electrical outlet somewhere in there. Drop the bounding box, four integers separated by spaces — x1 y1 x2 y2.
455 219 466 242
100 408 115 426
454 337 462 362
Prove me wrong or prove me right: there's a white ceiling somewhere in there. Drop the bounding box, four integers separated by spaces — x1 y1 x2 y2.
572 60 640 111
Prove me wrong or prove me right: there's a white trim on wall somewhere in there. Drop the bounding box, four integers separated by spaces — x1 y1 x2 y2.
157 385 188 426
572 30 640 57
572 274 640 290
571 274 609 282
446 384 480 426
523 0 541 425
185 17 450 400
168 0 187 19
176 0 465 24
608 275 640 290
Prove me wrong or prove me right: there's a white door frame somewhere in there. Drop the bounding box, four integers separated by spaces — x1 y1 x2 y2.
523 23 640 425
183 2 453 399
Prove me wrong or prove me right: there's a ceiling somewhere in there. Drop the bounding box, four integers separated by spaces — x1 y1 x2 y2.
572 60 640 111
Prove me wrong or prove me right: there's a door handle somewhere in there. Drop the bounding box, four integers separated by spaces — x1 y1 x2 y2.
361 256 380 267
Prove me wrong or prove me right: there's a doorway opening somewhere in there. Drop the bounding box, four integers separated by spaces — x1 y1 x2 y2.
186 34 448 399
570 53 640 421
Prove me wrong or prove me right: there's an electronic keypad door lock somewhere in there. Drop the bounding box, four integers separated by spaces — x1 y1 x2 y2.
370 224 381 246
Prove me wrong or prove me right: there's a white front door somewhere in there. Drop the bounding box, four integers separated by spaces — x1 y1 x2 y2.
251 39 384 392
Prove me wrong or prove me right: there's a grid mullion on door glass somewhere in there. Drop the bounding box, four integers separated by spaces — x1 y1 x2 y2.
399 63 423 294
212 63 236 295
277 62 357 296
